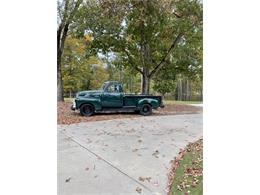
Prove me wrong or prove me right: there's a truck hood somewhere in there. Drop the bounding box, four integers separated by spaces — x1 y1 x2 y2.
76 90 103 97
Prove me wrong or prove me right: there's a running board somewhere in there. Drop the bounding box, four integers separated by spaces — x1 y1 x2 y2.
97 106 139 113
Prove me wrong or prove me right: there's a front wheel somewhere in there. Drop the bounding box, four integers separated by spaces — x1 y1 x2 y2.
139 104 152 116
80 104 94 116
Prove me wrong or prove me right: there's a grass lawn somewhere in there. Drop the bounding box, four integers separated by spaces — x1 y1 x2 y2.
64 97 74 103
165 100 203 105
170 139 203 195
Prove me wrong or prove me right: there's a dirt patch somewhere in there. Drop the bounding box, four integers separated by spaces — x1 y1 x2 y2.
57 102 202 125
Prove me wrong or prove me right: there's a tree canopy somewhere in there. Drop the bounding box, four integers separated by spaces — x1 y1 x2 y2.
57 0 203 100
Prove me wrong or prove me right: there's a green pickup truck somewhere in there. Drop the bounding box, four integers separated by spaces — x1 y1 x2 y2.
71 81 164 116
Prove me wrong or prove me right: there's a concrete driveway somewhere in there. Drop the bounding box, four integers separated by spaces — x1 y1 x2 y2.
58 114 202 195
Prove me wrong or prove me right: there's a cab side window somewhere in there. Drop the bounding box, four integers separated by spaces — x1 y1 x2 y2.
106 84 122 93
114 85 120 92
107 84 117 93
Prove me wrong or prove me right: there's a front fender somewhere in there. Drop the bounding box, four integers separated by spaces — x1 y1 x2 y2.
137 98 159 109
75 98 102 111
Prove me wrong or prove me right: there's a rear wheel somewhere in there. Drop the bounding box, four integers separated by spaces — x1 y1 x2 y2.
80 104 94 116
139 104 152 116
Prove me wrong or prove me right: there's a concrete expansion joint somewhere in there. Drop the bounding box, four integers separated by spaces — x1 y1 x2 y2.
60 130 154 193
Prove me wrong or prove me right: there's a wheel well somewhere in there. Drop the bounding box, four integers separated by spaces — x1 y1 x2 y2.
140 103 152 108
80 103 95 109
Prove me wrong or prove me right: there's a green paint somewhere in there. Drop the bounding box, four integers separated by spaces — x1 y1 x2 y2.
73 81 163 112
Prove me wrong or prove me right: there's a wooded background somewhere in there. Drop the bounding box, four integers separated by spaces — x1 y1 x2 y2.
57 0 203 101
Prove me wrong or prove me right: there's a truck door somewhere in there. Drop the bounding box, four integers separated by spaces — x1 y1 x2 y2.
102 83 123 107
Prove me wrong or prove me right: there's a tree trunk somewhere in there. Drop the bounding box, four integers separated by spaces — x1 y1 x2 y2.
186 79 189 101
179 78 182 101
189 80 192 101
141 67 150 94
57 76 64 101
57 49 64 101
200 87 203 101
57 20 69 102
141 74 150 94
57 0 82 102
183 79 186 101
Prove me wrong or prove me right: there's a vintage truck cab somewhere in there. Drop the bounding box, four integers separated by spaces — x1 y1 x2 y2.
71 81 164 116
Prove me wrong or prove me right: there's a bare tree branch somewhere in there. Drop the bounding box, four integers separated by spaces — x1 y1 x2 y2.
124 49 144 74
148 33 183 77
58 0 83 57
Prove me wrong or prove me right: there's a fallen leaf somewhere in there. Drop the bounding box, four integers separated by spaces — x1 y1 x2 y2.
135 187 142 193
152 150 160 158
65 177 71 182
138 176 151 182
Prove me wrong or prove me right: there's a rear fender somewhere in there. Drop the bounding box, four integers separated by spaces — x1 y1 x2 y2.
137 98 159 109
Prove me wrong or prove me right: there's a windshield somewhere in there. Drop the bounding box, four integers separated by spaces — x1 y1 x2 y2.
100 82 123 92
101 82 109 90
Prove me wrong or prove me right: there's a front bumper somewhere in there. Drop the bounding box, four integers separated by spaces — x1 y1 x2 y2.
71 105 76 111
71 101 76 111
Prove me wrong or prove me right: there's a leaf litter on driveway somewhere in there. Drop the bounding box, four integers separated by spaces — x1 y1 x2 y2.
135 187 142 193
152 150 160 158
58 111 202 195
138 176 152 183
65 177 71 182
58 102 202 125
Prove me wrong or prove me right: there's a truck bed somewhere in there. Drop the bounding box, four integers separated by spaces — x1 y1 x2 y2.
123 94 162 107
